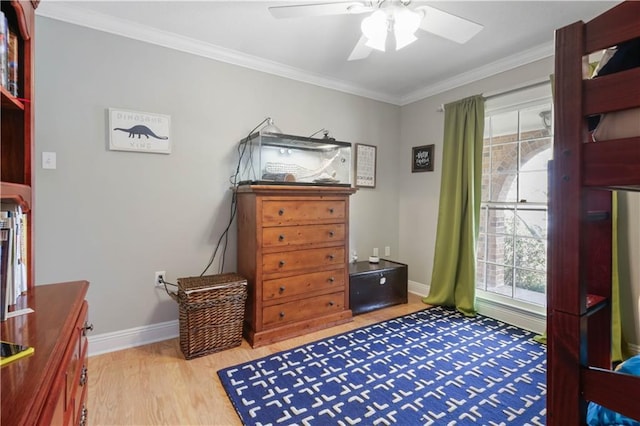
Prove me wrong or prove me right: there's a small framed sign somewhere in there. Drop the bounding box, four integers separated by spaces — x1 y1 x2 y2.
355 143 377 188
108 108 171 154
412 144 434 172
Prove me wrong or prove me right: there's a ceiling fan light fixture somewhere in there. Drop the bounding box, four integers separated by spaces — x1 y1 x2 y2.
393 7 421 50
361 10 388 52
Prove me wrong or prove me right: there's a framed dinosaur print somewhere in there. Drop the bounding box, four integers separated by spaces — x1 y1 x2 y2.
108 108 172 154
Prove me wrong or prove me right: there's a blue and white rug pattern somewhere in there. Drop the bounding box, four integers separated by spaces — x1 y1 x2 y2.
218 306 546 425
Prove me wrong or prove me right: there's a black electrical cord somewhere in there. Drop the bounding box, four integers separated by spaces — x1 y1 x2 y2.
199 117 271 277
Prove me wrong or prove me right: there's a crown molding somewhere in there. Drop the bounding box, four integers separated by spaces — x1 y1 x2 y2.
398 42 554 106
36 2 552 107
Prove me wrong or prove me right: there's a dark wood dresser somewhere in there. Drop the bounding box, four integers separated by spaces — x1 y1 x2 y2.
349 259 408 315
1 281 90 426
236 185 356 347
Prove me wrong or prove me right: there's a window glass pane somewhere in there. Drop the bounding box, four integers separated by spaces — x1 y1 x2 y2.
485 263 514 297
514 238 547 271
477 234 486 261
491 143 518 173
488 209 515 236
515 210 547 239
481 147 491 201
489 111 518 144
515 269 546 306
476 261 486 290
490 173 518 202
519 104 552 140
519 170 548 203
479 206 488 234
520 140 551 171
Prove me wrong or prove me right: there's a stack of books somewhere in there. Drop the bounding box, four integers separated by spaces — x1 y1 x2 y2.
0 11 19 97
1 203 27 322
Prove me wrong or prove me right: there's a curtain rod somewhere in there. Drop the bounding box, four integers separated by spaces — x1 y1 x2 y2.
436 78 551 112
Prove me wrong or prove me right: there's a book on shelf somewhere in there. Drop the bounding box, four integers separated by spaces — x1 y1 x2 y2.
0 11 7 89
7 28 17 96
0 341 34 367
0 228 9 322
0 204 27 320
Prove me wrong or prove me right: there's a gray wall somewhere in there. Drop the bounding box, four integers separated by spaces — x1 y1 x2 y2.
34 17 400 335
34 16 639 350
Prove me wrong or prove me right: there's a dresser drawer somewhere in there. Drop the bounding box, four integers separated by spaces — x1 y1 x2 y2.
263 224 345 248
263 268 345 302
263 247 345 274
263 200 346 225
263 291 345 327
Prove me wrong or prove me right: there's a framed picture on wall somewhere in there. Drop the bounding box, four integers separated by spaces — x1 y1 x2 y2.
412 144 434 172
108 108 172 154
355 143 377 188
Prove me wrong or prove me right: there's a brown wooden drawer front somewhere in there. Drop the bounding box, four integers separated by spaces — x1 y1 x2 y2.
263 224 345 248
263 292 345 327
263 247 345 274
263 268 345 302
262 200 346 225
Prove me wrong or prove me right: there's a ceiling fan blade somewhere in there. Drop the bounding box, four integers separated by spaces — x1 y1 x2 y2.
269 2 371 19
348 35 373 61
415 5 483 44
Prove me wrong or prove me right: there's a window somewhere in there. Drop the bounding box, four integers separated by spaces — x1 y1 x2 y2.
476 84 553 310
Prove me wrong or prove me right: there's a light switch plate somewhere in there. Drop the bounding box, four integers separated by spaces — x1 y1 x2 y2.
42 152 56 169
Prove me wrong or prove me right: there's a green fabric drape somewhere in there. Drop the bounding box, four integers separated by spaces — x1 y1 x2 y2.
422 95 485 316
611 191 624 363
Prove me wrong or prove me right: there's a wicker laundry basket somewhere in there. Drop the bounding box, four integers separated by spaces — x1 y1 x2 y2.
176 273 247 360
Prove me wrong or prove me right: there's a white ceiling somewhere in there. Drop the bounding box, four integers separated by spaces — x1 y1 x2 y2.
37 1 620 105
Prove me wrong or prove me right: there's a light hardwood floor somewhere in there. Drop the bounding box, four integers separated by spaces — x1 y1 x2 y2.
88 293 427 425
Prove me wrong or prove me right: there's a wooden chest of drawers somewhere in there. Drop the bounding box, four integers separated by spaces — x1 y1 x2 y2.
1 281 90 426
236 185 356 347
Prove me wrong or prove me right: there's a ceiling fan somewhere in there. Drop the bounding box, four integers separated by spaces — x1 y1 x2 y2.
268 1 483 61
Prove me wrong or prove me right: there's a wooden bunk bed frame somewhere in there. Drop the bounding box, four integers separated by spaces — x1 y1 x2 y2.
548 1 640 424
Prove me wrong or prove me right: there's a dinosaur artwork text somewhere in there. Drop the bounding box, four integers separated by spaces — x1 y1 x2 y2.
108 108 171 154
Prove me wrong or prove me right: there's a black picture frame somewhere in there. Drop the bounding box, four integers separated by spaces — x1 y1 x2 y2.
355 143 377 188
412 144 434 172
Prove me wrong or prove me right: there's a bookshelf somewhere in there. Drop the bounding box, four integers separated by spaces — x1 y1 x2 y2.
1 1 37 305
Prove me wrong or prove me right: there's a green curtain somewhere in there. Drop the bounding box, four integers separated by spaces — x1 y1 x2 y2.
423 95 485 316
611 191 625 363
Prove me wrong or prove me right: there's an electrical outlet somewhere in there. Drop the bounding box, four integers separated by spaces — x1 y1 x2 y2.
155 271 166 287
373 247 379 257
385 246 391 256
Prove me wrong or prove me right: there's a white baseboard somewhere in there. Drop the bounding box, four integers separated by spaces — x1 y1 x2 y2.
88 320 178 357
89 281 637 358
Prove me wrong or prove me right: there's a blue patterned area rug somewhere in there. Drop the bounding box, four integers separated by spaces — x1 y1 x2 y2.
217 306 546 425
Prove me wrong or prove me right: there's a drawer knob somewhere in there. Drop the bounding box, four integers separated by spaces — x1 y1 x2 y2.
83 322 94 336
328 254 335 260
329 208 334 214
328 276 335 283
278 208 285 216
279 286 286 293
328 230 335 237
329 301 335 307
279 260 286 267
79 364 88 386
279 312 285 318
278 234 285 241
